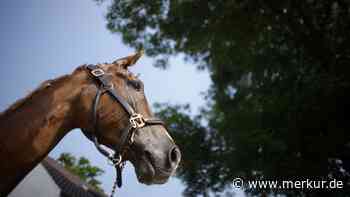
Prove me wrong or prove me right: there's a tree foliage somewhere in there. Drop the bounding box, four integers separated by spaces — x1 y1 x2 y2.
99 0 350 196
57 153 105 192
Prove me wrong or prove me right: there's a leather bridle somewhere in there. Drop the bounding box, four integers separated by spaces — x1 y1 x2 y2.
83 64 168 195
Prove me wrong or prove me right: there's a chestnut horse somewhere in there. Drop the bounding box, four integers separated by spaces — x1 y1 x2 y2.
0 52 181 195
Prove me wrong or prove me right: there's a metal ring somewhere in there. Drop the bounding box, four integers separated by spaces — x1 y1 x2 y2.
107 154 122 166
91 68 105 77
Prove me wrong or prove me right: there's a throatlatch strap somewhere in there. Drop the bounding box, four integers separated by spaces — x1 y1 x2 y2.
91 88 113 158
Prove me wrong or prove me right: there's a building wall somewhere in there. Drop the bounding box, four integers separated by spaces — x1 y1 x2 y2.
9 164 61 197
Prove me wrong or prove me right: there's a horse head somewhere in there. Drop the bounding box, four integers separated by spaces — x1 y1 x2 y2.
77 52 181 185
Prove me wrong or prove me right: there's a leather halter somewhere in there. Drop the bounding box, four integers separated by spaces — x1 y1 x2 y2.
83 64 167 190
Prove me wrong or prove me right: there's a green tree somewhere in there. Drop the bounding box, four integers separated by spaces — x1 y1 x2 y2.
98 0 350 196
57 153 105 192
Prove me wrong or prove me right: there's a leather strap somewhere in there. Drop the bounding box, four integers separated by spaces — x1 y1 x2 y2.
86 64 135 115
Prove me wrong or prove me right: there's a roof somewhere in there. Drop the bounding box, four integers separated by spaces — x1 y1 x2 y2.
42 157 107 197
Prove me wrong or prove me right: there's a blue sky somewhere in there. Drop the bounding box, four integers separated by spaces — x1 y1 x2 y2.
0 0 211 196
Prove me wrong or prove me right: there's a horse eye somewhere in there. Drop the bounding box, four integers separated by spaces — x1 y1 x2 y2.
134 81 141 90
128 80 142 91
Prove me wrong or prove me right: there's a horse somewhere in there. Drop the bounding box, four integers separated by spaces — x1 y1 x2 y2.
0 51 181 196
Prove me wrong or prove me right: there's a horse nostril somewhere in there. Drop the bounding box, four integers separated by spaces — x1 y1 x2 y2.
144 150 153 164
169 146 181 166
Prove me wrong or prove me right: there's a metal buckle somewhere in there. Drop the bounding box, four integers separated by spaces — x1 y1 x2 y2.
130 113 145 129
108 154 122 166
91 68 105 77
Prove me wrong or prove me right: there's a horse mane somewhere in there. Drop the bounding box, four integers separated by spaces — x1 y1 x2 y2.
0 74 72 118
0 64 135 118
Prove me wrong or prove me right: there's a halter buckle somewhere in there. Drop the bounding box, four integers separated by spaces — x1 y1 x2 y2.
108 154 122 166
91 68 105 77
130 113 145 129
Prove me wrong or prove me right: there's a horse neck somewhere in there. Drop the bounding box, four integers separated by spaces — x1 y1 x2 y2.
0 69 85 195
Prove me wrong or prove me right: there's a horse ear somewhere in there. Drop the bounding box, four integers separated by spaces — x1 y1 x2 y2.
113 50 144 69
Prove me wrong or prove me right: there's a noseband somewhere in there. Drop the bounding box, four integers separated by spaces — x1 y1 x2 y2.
84 65 167 195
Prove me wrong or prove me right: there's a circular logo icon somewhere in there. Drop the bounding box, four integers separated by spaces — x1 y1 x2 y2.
232 178 244 189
